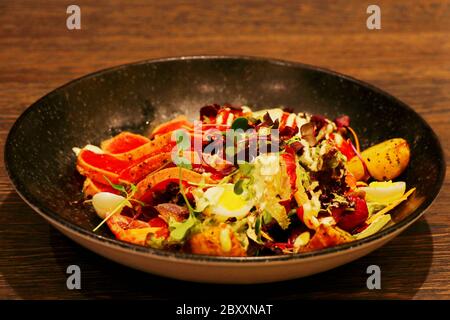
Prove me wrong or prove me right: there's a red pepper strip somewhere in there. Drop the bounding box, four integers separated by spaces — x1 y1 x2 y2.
148 217 170 239
296 206 304 223
281 153 297 190
278 112 290 131
338 139 357 160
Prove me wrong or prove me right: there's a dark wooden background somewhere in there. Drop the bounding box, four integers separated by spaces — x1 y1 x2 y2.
0 0 449 299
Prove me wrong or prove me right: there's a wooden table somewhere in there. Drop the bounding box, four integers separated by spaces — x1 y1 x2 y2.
0 0 449 300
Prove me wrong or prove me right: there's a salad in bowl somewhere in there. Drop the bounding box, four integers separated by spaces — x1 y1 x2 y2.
73 104 414 257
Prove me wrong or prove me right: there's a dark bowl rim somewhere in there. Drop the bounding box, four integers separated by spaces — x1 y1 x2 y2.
4 54 446 263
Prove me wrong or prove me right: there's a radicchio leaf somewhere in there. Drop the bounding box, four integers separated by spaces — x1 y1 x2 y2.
334 115 350 128
200 104 221 120
310 114 327 130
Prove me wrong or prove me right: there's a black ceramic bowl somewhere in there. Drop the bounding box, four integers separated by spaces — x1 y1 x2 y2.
4 56 445 283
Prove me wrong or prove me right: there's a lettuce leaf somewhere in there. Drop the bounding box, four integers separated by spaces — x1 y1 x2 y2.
265 201 290 230
354 214 392 240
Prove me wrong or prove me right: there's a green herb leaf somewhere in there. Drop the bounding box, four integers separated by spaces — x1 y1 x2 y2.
103 175 127 195
231 117 250 131
130 198 147 206
255 216 261 236
178 167 194 213
233 180 244 195
238 162 253 176
168 214 197 242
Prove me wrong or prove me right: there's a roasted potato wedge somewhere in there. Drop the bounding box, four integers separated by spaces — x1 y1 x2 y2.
302 224 352 252
189 225 247 257
347 138 410 181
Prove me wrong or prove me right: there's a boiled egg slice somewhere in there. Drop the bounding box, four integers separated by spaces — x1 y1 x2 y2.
360 181 406 204
204 184 253 219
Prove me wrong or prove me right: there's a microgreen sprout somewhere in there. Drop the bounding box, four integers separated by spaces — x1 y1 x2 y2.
177 167 195 215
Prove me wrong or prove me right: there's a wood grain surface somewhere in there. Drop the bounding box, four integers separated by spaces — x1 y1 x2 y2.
0 0 449 300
